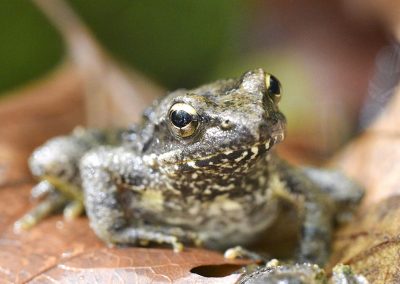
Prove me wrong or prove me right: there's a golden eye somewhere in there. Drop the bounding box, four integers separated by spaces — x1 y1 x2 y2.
265 74 282 103
168 103 199 138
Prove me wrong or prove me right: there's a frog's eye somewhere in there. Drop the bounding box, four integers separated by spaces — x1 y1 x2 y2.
265 74 282 103
168 103 199 138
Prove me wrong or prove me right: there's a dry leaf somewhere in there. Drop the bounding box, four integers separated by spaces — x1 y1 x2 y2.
328 86 400 283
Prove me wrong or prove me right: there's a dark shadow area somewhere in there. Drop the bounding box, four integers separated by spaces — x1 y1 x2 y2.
190 264 244 278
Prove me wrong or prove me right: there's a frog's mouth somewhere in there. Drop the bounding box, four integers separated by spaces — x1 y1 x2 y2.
155 138 273 170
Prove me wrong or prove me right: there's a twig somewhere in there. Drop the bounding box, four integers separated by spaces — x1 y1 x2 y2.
32 0 163 127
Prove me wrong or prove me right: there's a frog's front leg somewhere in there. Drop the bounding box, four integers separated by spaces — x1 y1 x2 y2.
298 189 333 266
276 162 336 266
80 146 199 252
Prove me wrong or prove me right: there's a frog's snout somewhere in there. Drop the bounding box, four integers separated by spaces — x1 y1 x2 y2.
258 112 286 146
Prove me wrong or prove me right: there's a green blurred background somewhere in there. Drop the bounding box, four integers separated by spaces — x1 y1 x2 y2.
0 0 247 92
0 0 63 93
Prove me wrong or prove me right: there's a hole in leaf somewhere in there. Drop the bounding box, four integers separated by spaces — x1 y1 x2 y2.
190 264 243 278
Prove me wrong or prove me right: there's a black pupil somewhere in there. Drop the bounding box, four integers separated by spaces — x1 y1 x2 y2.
171 110 193 128
268 75 281 95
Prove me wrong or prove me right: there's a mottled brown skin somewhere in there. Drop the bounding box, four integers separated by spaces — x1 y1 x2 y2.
16 69 363 272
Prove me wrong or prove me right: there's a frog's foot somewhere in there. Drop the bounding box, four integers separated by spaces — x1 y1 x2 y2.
238 259 327 284
14 191 68 231
16 176 85 230
15 174 86 230
224 246 267 262
113 228 184 252
109 226 201 252
31 179 80 219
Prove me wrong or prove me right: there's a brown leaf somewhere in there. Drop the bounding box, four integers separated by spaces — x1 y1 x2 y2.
329 197 400 283
329 86 400 283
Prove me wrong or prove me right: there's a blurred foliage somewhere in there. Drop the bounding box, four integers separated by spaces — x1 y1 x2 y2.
67 0 247 89
0 0 249 94
0 0 64 94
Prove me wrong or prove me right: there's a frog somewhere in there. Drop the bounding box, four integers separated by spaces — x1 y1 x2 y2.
15 68 363 269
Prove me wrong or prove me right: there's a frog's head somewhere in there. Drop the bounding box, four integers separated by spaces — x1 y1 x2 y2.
143 68 286 174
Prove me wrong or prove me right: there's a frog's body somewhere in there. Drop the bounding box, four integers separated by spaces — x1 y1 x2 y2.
16 69 363 267
89 146 282 250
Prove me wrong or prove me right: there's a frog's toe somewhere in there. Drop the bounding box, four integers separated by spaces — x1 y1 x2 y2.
225 246 247 259
172 241 184 253
63 200 84 220
104 226 190 253
14 213 38 231
168 227 201 247
133 233 184 252
224 246 266 262
30 180 56 200
14 192 68 232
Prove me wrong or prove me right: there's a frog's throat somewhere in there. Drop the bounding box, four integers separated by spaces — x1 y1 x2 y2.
152 139 272 166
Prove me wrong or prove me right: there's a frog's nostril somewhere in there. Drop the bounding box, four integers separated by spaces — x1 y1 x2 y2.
221 119 234 130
